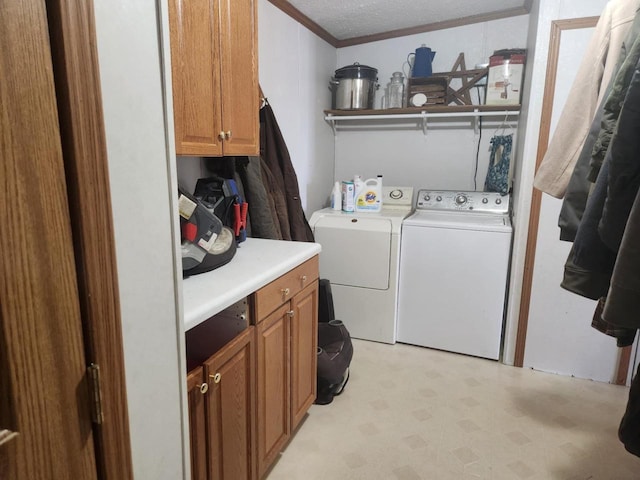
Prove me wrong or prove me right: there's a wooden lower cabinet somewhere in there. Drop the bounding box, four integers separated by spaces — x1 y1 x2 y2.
204 327 256 480
187 368 208 480
255 276 319 478
290 282 318 431
256 305 291 478
186 327 256 480
186 256 319 480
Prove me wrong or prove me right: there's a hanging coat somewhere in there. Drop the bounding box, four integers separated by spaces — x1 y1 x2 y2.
534 0 640 198
558 9 640 240
260 103 315 242
237 156 283 240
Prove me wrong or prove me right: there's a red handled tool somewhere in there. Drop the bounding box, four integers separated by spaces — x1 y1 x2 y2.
233 200 248 242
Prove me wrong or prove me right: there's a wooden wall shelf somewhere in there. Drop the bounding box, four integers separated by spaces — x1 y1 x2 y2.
323 104 520 135
324 104 520 116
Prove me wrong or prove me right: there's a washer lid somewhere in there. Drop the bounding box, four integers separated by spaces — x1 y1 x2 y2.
309 207 410 234
403 210 512 232
314 216 391 290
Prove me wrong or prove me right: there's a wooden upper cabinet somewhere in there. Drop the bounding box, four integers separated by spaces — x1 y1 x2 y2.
169 0 259 157
218 0 259 156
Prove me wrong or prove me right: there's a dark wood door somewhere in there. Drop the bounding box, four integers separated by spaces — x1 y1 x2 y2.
1 0 132 478
0 0 98 478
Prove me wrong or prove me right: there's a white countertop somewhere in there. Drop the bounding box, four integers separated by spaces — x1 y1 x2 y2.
182 238 321 330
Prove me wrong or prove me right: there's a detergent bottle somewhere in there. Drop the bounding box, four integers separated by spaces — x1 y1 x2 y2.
355 175 383 212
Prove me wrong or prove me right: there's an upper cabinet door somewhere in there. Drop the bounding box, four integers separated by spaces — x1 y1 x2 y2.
169 0 223 156
169 0 259 157
218 0 259 156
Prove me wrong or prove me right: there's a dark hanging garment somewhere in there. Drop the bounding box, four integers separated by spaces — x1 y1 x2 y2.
238 156 283 240
558 85 610 242
260 103 315 242
619 362 640 458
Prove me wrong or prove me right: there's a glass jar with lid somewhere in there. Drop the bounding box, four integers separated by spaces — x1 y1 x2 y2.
385 71 405 108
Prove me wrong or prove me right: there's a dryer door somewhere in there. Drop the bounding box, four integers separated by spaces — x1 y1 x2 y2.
314 216 391 290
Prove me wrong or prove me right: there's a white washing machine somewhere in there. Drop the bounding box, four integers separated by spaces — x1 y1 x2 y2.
309 187 413 344
397 190 512 360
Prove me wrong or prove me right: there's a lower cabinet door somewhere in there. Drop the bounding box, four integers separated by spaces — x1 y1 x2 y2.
256 304 291 478
187 367 208 480
204 327 256 480
290 281 318 431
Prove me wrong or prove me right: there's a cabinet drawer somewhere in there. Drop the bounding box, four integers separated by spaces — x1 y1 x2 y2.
253 256 319 321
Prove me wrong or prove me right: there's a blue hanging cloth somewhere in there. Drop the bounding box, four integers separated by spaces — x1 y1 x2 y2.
485 134 512 194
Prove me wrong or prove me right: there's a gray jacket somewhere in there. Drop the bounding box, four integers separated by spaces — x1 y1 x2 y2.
590 12 640 181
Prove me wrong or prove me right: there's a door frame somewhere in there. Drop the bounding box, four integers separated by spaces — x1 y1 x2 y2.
514 16 632 384
46 0 133 477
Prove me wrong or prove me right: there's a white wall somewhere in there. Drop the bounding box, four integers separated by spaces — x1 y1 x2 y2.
258 0 337 213
502 0 544 366
505 0 622 382
333 16 529 192
93 1 187 479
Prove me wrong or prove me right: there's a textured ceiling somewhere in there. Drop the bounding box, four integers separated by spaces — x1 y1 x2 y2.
285 0 529 41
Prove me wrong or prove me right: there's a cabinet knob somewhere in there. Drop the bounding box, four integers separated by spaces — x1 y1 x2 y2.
286 310 294 318
218 131 225 141
281 287 290 301
197 383 209 394
301 275 307 283
210 372 221 384
225 130 232 140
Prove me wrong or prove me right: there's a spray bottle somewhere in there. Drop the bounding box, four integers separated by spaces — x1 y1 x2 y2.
353 175 364 205
330 181 341 211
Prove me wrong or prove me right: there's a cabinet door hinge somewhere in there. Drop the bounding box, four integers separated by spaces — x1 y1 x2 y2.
87 363 104 424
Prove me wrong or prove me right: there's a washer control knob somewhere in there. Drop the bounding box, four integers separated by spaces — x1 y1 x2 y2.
455 194 467 205
423 194 430 201
436 196 442 202
496 198 502 205
389 189 403 199
482 198 489 204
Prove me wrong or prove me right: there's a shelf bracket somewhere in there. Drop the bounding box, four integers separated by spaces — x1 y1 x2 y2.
326 114 337 136
473 108 479 135
421 111 428 136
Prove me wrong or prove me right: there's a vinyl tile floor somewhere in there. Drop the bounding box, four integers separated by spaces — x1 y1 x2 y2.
267 339 640 480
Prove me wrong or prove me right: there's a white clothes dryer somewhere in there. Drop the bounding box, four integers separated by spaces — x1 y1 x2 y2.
309 187 413 344
397 190 512 360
